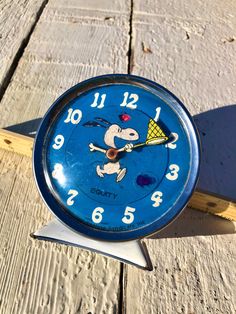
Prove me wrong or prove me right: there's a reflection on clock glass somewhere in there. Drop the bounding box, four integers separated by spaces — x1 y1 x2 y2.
44 83 191 233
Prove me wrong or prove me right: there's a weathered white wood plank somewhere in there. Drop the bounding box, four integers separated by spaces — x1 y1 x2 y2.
0 0 46 90
49 0 129 12
132 0 236 114
0 2 130 128
125 1 236 313
0 1 130 313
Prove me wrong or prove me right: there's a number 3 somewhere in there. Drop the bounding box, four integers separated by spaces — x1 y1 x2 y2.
166 164 179 181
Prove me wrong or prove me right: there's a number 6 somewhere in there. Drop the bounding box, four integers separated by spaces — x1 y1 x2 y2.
92 207 104 223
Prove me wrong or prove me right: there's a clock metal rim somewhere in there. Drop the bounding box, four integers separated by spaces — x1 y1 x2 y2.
33 74 201 242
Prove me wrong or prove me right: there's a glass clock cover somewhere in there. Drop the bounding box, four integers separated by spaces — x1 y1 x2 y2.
33 75 200 241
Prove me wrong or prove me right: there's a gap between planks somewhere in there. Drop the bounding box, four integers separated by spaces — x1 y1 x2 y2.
0 0 49 104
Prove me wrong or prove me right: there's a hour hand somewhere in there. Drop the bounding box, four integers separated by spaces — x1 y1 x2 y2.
89 143 106 154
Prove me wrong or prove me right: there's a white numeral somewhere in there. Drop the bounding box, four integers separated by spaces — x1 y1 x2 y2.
166 164 179 181
64 108 82 124
92 207 104 223
165 132 178 149
122 206 136 224
154 107 161 122
52 163 65 184
52 134 64 150
52 163 63 179
120 92 138 109
151 191 163 207
67 189 78 206
90 92 106 109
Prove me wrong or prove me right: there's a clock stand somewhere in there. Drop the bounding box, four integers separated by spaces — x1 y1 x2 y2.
32 218 153 270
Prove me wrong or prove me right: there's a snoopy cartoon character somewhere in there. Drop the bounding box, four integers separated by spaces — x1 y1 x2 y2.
83 117 139 182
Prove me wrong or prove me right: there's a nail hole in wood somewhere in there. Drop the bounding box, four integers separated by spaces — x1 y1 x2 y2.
207 202 217 208
4 139 12 145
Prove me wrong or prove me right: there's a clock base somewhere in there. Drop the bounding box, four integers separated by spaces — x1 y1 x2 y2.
31 219 153 271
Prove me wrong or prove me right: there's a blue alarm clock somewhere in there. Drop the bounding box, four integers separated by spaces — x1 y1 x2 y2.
33 75 200 241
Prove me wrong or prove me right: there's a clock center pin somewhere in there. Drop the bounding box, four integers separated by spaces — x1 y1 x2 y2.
106 148 119 160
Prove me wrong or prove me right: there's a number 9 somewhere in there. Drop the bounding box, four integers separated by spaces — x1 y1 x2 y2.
52 134 64 150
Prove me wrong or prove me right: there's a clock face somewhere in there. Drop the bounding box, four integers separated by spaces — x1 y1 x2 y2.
34 75 200 241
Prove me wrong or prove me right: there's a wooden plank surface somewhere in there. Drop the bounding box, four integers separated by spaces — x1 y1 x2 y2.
0 0 46 91
125 0 236 313
0 1 130 313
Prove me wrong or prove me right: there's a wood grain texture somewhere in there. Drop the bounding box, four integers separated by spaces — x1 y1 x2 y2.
0 1 130 313
0 129 34 157
125 1 236 313
0 0 46 90
189 191 236 221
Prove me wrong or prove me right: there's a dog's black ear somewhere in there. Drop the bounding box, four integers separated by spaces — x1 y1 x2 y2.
83 121 106 128
95 117 111 125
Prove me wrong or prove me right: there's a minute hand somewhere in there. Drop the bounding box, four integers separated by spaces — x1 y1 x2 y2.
118 137 168 152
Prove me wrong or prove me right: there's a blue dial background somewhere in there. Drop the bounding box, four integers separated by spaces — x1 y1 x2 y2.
45 84 191 232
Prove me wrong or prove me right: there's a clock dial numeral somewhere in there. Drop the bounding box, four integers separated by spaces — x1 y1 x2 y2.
165 132 178 149
154 107 161 122
67 189 78 206
120 92 138 109
92 207 104 223
52 163 63 179
51 163 66 184
122 206 136 224
52 134 64 150
166 164 180 181
151 191 163 207
64 108 82 124
90 92 106 109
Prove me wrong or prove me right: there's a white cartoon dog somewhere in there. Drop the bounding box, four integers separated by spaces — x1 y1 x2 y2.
83 117 139 182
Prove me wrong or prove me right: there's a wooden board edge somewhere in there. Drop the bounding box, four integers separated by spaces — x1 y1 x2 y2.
189 190 236 221
0 128 34 157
